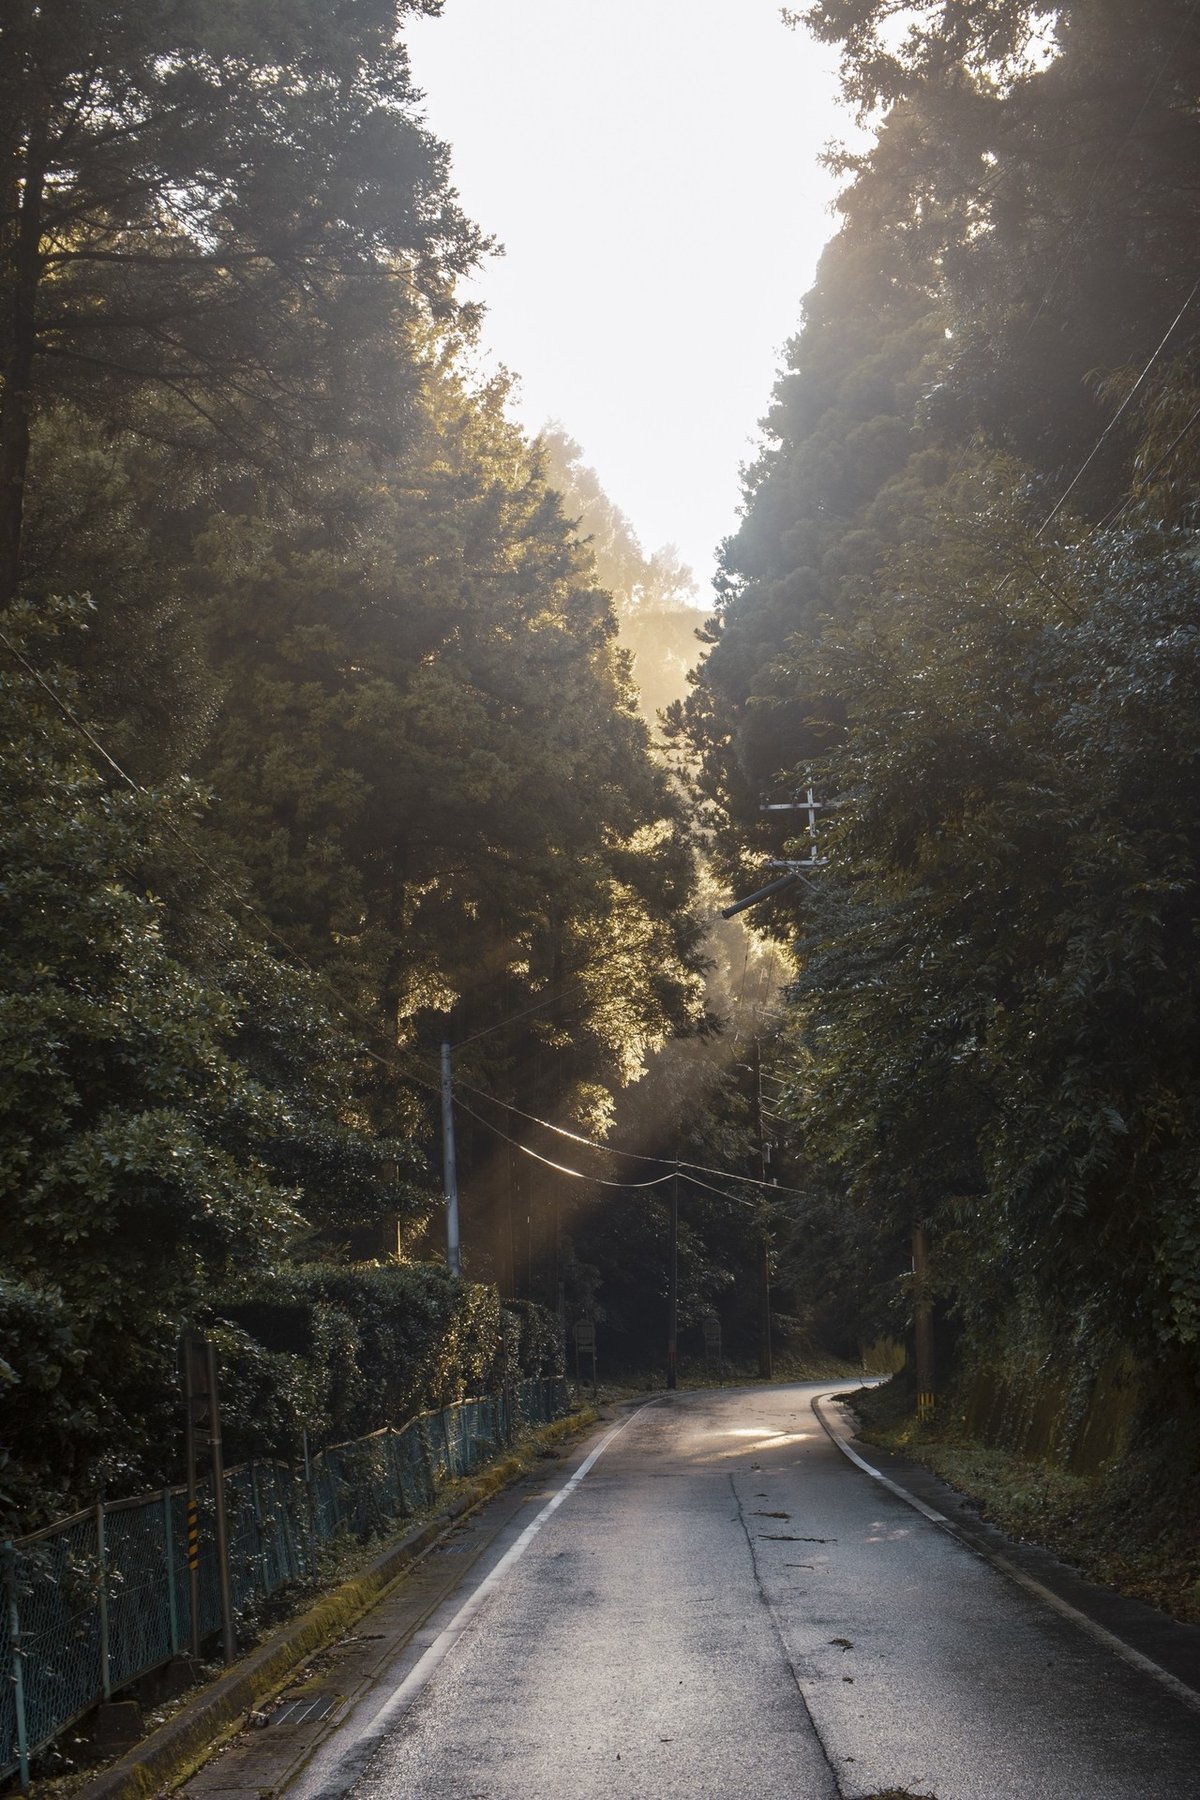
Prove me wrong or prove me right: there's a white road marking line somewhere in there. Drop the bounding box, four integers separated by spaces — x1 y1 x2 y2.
813 1391 1200 1716
355 1400 663 1749
813 1397 948 1523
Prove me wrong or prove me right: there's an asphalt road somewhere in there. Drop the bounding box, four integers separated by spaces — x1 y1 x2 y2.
287 1384 1200 1800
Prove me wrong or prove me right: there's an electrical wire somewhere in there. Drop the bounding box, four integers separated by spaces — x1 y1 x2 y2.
450 1075 813 1195
1097 400 1200 532
1036 277 1200 536
451 977 593 1049
450 1091 677 1189
452 1077 664 1163
676 1169 758 1211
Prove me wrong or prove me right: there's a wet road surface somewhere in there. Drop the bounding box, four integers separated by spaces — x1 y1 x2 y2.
284 1384 1200 1800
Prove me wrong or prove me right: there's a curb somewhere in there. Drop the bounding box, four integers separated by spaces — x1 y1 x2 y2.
73 1408 598 1800
812 1390 1200 1715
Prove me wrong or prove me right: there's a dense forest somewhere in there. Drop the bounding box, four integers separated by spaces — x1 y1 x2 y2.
677 0 1200 1543
5 0 1200 1599
0 0 715 1527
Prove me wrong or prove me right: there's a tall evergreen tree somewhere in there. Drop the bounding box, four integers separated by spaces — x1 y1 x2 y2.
0 0 486 603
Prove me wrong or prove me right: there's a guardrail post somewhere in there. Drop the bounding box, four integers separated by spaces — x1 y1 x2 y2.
4 1541 29 1790
162 1490 179 1656
278 1475 301 1585
96 1501 111 1700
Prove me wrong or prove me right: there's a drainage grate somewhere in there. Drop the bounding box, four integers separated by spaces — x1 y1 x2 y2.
272 1693 343 1728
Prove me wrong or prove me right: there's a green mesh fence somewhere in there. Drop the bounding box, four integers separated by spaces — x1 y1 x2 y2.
1 1378 569 1783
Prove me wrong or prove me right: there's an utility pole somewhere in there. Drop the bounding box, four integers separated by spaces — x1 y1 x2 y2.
666 1163 679 1390
722 777 827 919
912 1222 934 1419
754 1039 774 1380
440 1040 462 1278
205 1341 236 1667
179 1334 235 1665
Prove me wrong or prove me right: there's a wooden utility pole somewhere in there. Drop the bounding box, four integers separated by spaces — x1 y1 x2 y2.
440 1041 462 1277
755 1039 774 1380
666 1164 679 1390
912 1223 935 1419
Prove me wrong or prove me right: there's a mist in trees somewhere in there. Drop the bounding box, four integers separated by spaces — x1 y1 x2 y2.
12 0 1199 1534
679 0 1200 1400
0 2 710 1525
539 426 706 721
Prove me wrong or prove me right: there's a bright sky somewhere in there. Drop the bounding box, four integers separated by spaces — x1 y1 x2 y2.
406 0 853 601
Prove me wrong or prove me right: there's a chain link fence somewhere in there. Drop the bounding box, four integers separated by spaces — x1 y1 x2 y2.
2 1377 569 1785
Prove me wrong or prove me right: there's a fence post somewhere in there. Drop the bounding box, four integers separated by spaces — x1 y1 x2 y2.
302 1431 317 1576
419 1417 436 1506
249 1464 269 1598
277 1475 301 1586
4 1541 29 1791
96 1501 111 1701
162 1490 180 1656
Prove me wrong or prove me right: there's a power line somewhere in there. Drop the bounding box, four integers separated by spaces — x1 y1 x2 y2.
677 1169 759 1211
1098 400 1200 532
452 1076 813 1197
453 1077 663 1164
1037 277 1200 537
451 977 592 1049
450 1092 676 1189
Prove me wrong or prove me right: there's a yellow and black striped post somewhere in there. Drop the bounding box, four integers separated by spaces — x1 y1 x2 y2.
180 1334 205 1658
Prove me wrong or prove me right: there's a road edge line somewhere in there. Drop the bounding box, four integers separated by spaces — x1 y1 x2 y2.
74 1407 599 1800
812 1391 1200 1716
351 1397 665 1751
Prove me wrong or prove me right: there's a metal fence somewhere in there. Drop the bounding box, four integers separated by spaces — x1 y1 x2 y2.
1 1377 569 1786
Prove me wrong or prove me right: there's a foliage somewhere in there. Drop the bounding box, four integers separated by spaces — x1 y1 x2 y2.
854 1367 1200 1623
0 1 712 1530
0 603 429 1525
668 211 949 910
209 1268 563 1466
788 497 1200 1368
538 427 697 618
677 0 1200 1450
0 0 487 599
537 429 707 723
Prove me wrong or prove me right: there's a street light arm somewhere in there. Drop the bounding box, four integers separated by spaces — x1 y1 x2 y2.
720 871 801 919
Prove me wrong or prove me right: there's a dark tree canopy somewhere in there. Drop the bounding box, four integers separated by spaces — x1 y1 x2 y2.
0 0 487 600
681 0 1200 1393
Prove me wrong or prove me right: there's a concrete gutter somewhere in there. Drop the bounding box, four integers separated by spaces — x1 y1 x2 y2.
813 1391 1200 1708
73 1408 596 1800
